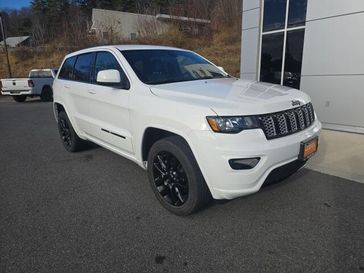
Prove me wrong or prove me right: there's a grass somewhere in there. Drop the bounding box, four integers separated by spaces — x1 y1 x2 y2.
0 28 241 79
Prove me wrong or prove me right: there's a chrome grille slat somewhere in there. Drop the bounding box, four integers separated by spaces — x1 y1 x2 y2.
307 103 315 122
302 105 311 125
259 103 316 140
296 108 305 130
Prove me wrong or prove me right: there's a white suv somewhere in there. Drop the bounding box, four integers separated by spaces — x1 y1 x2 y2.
53 45 321 215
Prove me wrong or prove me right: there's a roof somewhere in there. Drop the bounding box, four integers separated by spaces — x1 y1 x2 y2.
91 8 210 24
65 44 190 58
0 36 30 47
156 14 211 24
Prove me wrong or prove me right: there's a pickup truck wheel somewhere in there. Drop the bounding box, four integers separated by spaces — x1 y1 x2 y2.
41 86 53 102
147 136 211 215
57 111 85 152
13 95 26 102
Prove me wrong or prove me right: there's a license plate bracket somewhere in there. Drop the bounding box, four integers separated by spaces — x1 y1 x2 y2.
299 136 318 161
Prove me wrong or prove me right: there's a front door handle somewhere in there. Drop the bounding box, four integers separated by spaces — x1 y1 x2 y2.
88 90 96 95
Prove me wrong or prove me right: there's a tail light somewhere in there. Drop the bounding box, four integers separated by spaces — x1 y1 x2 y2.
28 80 34 87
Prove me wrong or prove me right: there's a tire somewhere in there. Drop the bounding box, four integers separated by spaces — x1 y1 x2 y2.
57 111 85 152
147 136 211 215
41 86 53 102
13 95 26 102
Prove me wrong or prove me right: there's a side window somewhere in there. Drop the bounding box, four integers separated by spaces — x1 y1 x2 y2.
74 53 95 83
94 52 130 89
30 70 52 78
59 56 76 80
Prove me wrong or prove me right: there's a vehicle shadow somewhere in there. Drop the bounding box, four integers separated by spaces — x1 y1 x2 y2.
23 98 46 103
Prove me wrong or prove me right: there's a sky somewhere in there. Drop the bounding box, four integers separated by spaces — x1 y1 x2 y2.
0 0 31 10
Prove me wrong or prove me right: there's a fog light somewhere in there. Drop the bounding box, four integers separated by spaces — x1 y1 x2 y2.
229 158 260 170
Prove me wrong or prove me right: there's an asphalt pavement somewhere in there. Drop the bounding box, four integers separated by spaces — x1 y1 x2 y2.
0 98 363 273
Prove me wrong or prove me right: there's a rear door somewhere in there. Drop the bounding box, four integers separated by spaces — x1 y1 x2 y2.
57 53 96 135
69 52 97 135
84 51 133 154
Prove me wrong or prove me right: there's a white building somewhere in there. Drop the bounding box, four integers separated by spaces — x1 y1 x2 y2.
90 9 169 40
241 0 364 133
90 9 210 41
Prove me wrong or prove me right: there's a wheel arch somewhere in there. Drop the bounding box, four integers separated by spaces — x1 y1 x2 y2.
53 102 66 122
141 127 192 164
53 101 85 139
42 85 53 92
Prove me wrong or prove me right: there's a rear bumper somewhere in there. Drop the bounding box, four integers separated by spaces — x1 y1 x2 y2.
1 90 33 96
188 120 322 200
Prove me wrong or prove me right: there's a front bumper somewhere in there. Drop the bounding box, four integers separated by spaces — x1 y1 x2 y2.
188 120 322 199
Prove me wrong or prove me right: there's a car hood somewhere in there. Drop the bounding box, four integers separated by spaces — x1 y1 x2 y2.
150 78 311 115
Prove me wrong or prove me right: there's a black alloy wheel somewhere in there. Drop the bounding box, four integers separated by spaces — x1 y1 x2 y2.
57 111 85 152
152 151 189 207
59 116 72 150
147 136 211 215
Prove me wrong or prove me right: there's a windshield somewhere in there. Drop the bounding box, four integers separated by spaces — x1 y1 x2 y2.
121 49 229 85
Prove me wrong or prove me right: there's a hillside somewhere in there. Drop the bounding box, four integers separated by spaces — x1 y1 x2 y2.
0 29 241 79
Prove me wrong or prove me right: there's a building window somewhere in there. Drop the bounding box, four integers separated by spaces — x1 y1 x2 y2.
260 33 284 84
263 0 287 32
283 29 305 88
102 31 109 40
260 0 307 89
288 0 308 27
130 33 137 40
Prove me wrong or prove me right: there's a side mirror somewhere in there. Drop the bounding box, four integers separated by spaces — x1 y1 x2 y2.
217 66 226 73
97 69 121 84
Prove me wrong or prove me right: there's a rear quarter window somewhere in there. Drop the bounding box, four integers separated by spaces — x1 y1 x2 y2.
58 56 77 80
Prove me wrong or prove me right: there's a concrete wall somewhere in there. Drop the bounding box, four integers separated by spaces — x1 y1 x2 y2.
91 9 169 40
301 1 364 132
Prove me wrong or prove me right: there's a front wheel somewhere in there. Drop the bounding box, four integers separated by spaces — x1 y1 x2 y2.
13 95 26 102
147 136 211 215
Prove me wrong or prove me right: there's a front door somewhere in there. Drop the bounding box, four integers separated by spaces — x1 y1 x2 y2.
83 51 133 155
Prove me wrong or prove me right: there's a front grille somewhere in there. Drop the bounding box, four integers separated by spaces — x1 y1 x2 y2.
259 103 315 140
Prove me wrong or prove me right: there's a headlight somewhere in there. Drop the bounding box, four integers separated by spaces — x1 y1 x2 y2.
206 116 260 134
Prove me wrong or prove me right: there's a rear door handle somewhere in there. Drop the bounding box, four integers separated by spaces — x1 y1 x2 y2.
88 90 96 95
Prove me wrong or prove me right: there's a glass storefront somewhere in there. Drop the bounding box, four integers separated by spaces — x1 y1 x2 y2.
260 0 307 89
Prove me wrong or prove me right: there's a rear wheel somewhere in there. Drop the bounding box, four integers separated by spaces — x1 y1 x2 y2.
147 136 211 215
57 111 85 152
41 86 53 102
13 95 26 102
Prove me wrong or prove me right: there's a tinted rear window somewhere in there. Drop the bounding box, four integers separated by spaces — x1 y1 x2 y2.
59 56 77 80
73 53 95 83
30 70 53 78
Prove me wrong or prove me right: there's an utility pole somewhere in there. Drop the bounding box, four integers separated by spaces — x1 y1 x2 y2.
0 13 12 78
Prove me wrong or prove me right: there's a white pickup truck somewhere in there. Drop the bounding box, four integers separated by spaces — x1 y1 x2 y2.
53 45 321 215
0 69 57 102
